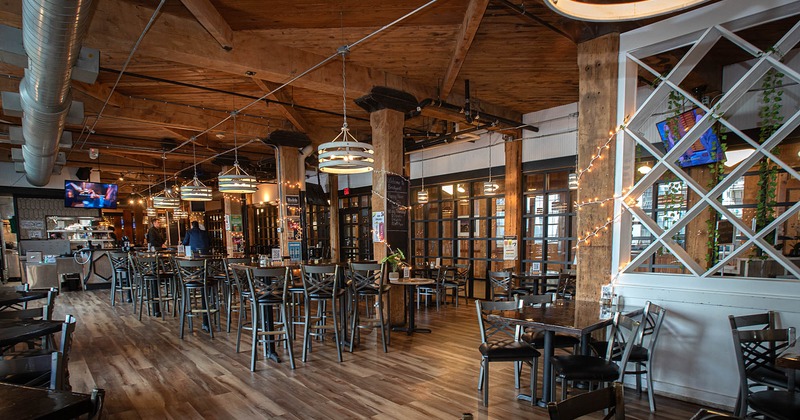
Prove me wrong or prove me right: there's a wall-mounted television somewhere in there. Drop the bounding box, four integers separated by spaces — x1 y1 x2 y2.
656 108 724 168
65 181 118 209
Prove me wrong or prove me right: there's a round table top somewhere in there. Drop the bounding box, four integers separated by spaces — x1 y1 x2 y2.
390 277 434 286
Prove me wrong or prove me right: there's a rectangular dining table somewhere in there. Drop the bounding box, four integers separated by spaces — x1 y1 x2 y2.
493 299 641 406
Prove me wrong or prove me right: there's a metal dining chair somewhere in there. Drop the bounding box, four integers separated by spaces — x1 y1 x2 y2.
300 264 344 363
348 262 391 353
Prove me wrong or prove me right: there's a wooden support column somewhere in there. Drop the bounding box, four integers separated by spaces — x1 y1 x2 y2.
370 108 405 326
576 33 619 302
504 132 522 272
328 175 340 261
279 146 300 258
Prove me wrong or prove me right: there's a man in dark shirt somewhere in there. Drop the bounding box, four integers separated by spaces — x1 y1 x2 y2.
182 221 210 255
146 219 166 250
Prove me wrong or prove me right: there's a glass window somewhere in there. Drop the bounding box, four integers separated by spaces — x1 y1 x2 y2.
522 169 576 273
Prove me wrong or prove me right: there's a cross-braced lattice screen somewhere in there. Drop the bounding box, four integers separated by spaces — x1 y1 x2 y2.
616 4 800 279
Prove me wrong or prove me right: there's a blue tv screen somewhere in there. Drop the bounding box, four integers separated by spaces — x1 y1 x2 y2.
65 181 118 209
656 108 723 168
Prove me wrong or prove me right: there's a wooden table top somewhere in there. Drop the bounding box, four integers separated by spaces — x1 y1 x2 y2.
0 289 48 309
0 319 63 348
390 278 435 286
777 353 800 369
0 383 93 419
492 299 642 336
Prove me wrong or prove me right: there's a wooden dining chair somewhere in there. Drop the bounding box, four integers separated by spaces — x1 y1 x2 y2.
547 381 625 420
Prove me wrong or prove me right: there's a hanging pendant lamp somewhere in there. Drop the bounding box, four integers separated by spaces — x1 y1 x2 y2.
145 178 158 216
543 0 710 22
417 147 428 203
181 138 213 201
318 47 374 174
153 154 181 209
173 208 188 219
484 134 498 195
218 111 258 193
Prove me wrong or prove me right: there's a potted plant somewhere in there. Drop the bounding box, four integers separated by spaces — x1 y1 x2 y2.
380 246 406 280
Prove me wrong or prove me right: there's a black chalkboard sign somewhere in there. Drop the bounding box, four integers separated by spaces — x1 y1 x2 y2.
386 174 408 231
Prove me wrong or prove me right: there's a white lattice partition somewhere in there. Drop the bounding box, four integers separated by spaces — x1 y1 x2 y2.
613 0 800 280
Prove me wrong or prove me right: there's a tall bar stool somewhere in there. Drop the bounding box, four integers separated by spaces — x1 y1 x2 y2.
224 257 250 333
348 262 391 353
131 254 169 320
175 259 219 338
245 267 295 370
107 251 133 307
301 264 344 363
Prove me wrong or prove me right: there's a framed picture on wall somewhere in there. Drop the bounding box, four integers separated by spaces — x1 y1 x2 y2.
458 218 470 237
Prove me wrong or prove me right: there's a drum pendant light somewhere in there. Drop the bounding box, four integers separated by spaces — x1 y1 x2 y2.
153 154 181 209
417 147 428 203
218 111 258 193
318 47 374 174
181 138 213 201
484 135 499 195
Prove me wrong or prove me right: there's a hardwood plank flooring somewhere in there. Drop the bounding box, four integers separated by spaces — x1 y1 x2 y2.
46 289 709 419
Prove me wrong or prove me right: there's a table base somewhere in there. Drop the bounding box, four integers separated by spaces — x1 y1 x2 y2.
392 326 431 335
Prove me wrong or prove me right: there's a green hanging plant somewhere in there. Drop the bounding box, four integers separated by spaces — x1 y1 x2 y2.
752 67 784 259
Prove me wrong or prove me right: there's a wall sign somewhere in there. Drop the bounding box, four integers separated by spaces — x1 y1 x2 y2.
20 220 44 230
372 211 385 242
385 174 409 231
503 237 518 261
285 195 300 206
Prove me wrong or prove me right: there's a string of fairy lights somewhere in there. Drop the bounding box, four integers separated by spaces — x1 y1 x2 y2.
572 123 629 251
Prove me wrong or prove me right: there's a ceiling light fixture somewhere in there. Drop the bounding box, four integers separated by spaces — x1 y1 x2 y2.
181 138 213 201
638 164 652 174
724 148 756 167
218 111 257 193
543 0 710 22
153 154 181 209
318 47 374 174
417 147 428 204
145 178 157 216
484 134 499 195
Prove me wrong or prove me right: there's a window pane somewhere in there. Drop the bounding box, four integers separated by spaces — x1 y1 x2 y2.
526 173 545 193
548 172 569 190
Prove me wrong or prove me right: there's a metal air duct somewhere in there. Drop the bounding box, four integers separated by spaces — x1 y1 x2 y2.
20 0 96 186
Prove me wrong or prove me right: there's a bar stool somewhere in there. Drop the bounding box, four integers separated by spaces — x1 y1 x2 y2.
175 259 219 338
107 251 133 308
301 264 344 362
131 254 170 320
245 267 295 370
224 257 250 333
348 262 391 353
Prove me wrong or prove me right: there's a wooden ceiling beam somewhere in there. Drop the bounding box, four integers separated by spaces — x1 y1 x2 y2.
72 81 125 108
178 0 234 50
251 77 319 139
440 0 490 100
36 0 521 123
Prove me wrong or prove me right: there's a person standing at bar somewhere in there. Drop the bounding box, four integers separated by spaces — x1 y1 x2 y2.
182 220 210 256
146 219 166 251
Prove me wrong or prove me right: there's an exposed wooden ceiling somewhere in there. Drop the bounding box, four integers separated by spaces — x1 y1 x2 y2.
0 0 715 196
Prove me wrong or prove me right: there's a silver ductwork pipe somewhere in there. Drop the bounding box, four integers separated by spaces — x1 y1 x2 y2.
20 0 95 186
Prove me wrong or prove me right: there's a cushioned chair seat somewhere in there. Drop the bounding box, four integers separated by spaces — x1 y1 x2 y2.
749 366 800 390
521 331 581 349
552 355 620 381
479 340 540 361
748 390 800 420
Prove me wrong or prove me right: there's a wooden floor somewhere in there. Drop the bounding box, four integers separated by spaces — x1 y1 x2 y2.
49 289 706 419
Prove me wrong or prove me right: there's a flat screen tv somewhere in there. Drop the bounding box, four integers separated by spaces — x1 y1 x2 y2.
656 108 723 168
65 181 118 209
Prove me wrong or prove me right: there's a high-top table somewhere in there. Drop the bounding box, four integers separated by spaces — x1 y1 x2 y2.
493 299 641 406
390 277 434 335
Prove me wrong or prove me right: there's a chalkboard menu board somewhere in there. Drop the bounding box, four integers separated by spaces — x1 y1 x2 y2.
386 174 408 231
